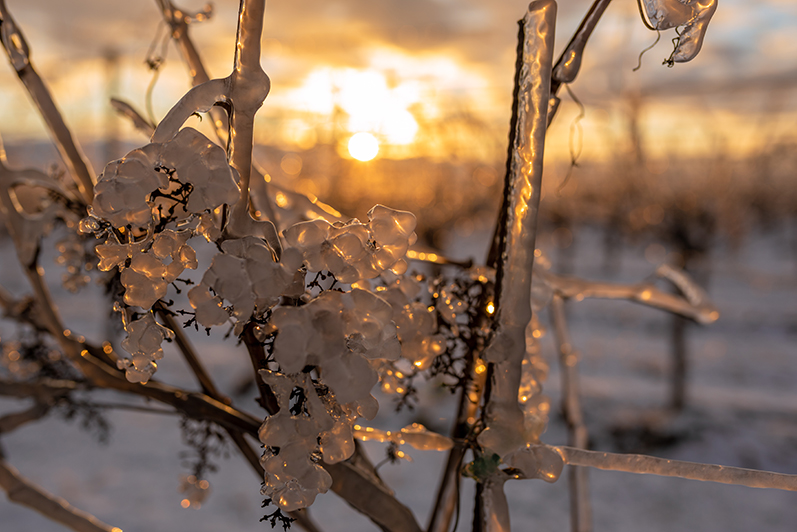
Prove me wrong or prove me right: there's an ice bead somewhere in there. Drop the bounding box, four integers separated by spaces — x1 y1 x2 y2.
504 444 564 483
319 421 355 464
399 423 454 451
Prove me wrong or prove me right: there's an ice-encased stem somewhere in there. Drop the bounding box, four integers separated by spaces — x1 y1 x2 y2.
475 2 556 531
479 0 556 456
0 0 95 205
558 446 797 491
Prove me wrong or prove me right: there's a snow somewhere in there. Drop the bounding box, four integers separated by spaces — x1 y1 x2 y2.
2 220 796 531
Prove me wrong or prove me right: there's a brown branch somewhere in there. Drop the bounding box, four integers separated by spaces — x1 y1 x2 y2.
0 0 95 205
0 403 50 434
0 459 120 532
557 446 797 491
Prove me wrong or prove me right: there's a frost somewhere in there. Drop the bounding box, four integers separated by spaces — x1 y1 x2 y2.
93 149 166 228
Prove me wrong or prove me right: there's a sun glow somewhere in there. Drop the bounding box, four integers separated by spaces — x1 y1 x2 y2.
348 132 379 161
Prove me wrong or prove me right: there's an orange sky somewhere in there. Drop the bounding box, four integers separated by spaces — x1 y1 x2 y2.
0 0 795 165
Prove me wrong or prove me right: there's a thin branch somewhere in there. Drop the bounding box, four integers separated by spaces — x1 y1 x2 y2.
551 295 591 532
154 304 223 399
0 403 50 434
557 446 797 491
540 269 719 325
0 0 95 205
0 459 120 532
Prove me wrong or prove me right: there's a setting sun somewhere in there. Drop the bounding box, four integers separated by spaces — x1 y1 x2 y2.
348 132 379 161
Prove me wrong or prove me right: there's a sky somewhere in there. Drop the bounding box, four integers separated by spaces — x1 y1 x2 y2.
0 0 796 164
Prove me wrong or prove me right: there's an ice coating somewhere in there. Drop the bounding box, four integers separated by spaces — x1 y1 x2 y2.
382 285 444 371
640 0 718 64
552 0 612 85
479 0 555 463
283 205 417 283
188 237 303 326
558 446 797 491
257 372 334 511
353 423 454 455
116 311 174 383
96 229 198 310
93 128 239 231
269 289 399 409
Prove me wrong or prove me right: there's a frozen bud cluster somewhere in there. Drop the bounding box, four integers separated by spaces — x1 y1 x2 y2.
92 128 239 229
117 311 174 383
283 205 417 283
269 289 399 408
55 234 90 293
188 237 304 327
435 282 468 335
257 372 346 511
379 274 445 371
96 229 198 309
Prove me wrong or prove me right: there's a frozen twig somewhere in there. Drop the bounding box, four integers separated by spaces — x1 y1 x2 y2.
539 269 719 325
325 460 423 532
151 0 280 252
0 458 120 532
548 0 613 125
110 98 155 136
0 0 95 205
557 446 797 491
550 295 592 532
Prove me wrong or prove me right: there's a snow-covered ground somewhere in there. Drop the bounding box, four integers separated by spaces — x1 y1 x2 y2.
1 223 796 531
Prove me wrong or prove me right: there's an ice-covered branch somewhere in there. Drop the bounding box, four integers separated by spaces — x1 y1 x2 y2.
0 459 120 532
475 2 556 530
0 0 95 205
557 446 797 491
479 0 556 458
539 269 719 325
551 295 591 532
